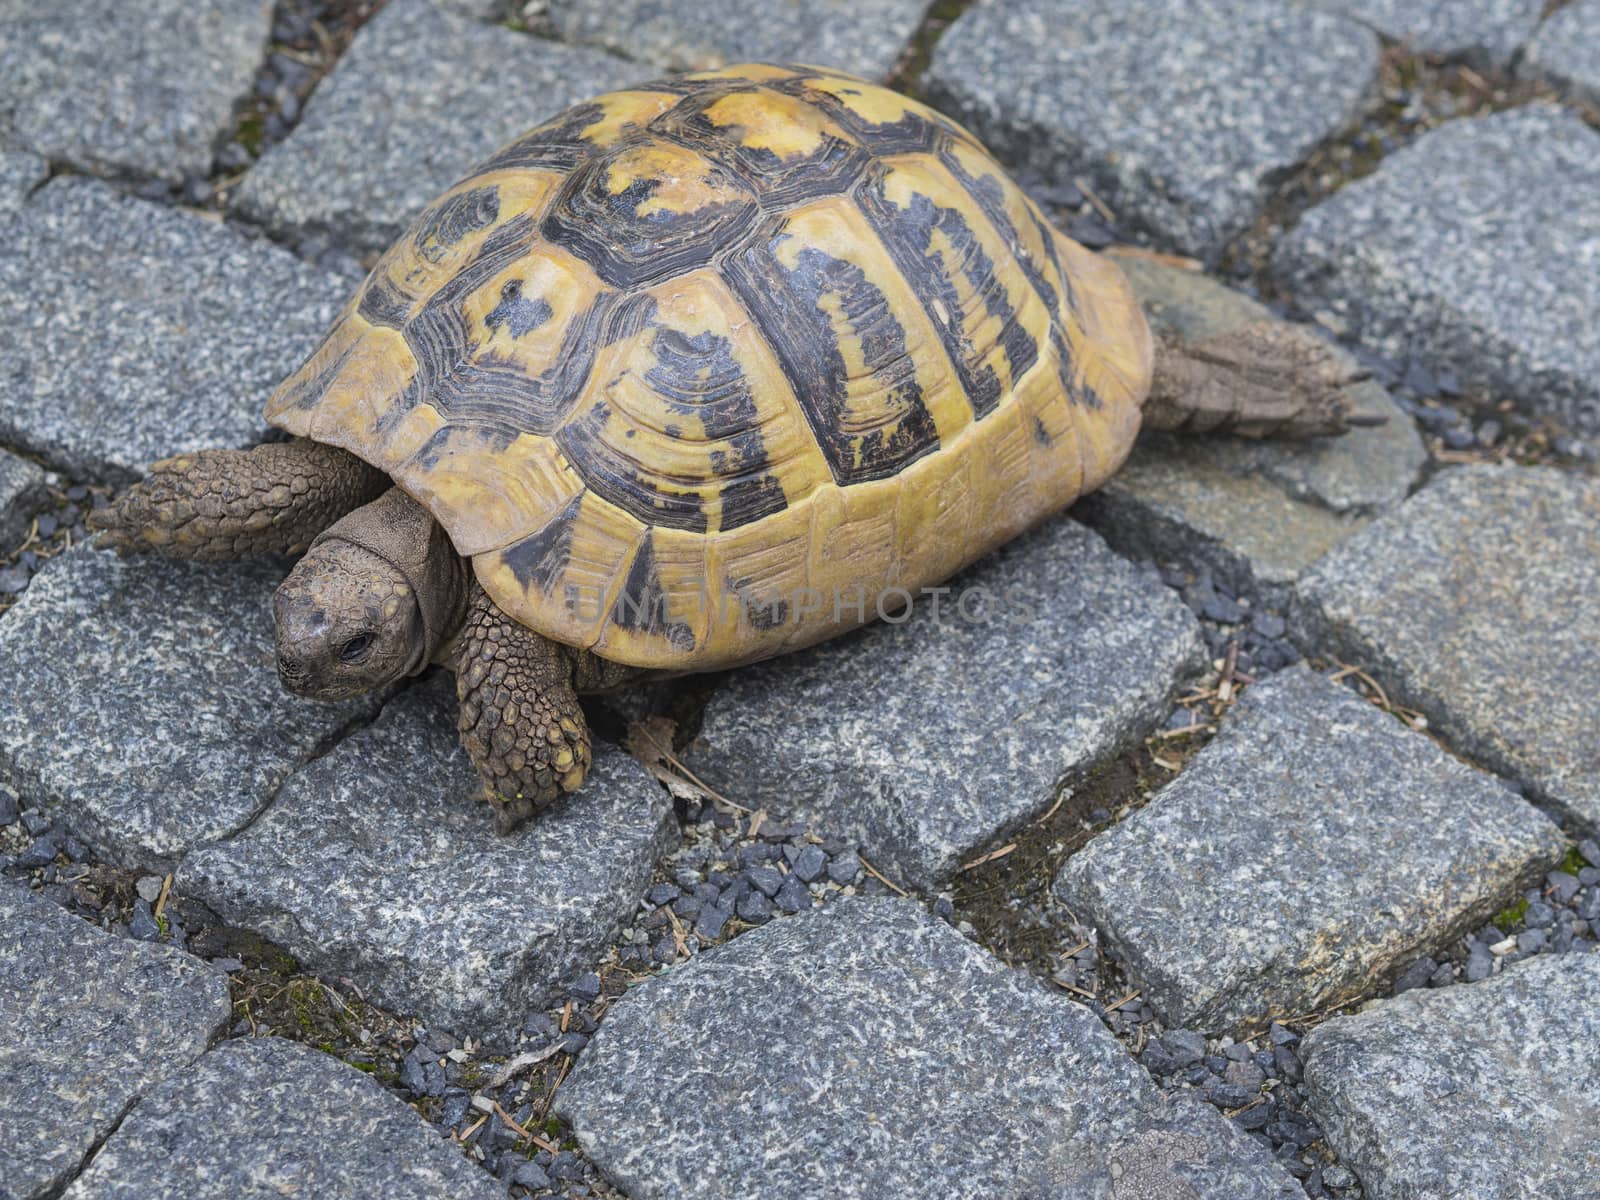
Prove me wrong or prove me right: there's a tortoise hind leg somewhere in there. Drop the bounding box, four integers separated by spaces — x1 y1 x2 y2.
454 582 593 833
90 438 388 561
1144 320 1383 439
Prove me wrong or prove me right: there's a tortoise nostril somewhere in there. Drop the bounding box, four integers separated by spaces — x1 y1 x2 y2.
277 653 308 680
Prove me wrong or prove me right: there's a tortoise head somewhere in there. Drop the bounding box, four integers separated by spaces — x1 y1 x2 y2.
272 539 424 701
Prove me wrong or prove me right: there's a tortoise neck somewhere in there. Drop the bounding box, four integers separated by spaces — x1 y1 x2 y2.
311 487 470 676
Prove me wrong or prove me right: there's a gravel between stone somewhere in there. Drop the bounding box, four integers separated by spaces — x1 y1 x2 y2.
686 517 1204 889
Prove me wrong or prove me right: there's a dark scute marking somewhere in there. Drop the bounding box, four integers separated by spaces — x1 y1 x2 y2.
646 326 788 529
1033 415 1052 446
651 99 868 210
413 185 501 264
279 327 359 412
612 535 695 649
731 579 789 631
485 279 554 339
357 273 413 329
420 290 618 445
404 213 539 395
476 101 612 174
600 292 658 347
722 227 940 486
541 143 760 289
770 76 941 155
556 400 708 535
633 73 742 96
557 316 789 533
938 140 1097 409
501 495 582 596
856 175 1039 420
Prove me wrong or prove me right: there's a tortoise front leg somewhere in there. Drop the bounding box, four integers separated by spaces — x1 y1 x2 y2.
90 438 388 560
454 582 594 833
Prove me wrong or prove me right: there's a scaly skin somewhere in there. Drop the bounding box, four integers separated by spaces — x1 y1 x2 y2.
1144 320 1378 439
455 582 597 832
90 439 389 560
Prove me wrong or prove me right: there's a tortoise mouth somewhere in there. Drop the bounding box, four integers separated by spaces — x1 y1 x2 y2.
275 652 365 702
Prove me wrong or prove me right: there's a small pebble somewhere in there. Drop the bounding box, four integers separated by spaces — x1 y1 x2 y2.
736 889 774 924
773 875 812 914
128 899 161 941
1391 957 1436 994
695 904 731 941
568 972 601 1003
744 864 784 898
827 850 861 884
791 844 828 884
644 882 680 906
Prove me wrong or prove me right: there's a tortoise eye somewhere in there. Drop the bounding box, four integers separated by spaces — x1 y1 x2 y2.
339 634 374 663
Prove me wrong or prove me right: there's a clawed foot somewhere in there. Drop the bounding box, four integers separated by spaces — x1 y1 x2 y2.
469 717 592 834
455 580 594 834
89 454 216 558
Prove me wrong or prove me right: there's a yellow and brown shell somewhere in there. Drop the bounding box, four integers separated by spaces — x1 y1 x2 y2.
266 64 1154 671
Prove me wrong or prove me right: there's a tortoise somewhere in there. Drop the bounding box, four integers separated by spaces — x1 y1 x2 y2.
93 64 1369 830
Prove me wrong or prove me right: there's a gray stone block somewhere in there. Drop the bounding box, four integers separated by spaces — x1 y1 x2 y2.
0 883 231 1200
547 0 929 81
0 177 346 481
0 0 272 181
1295 465 1600 835
1522 0 1600 105
0 546 384 868
0 448 47 549
179 675 675 1044
925 0 1378 263
0 148 45 222
1272 107 1600 436
1306 0 1544 67
684 518 1205 889
558 897 1302 1200
233 0 634 255
62 1037 506 1200
1075 256 1424 601
1055 665 1568 1035
1302 950 1600 1200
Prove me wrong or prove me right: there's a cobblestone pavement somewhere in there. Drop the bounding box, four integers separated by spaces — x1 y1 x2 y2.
1 3 1596 1199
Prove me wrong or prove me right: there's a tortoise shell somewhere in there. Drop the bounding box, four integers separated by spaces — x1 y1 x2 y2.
266 63 1154 671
